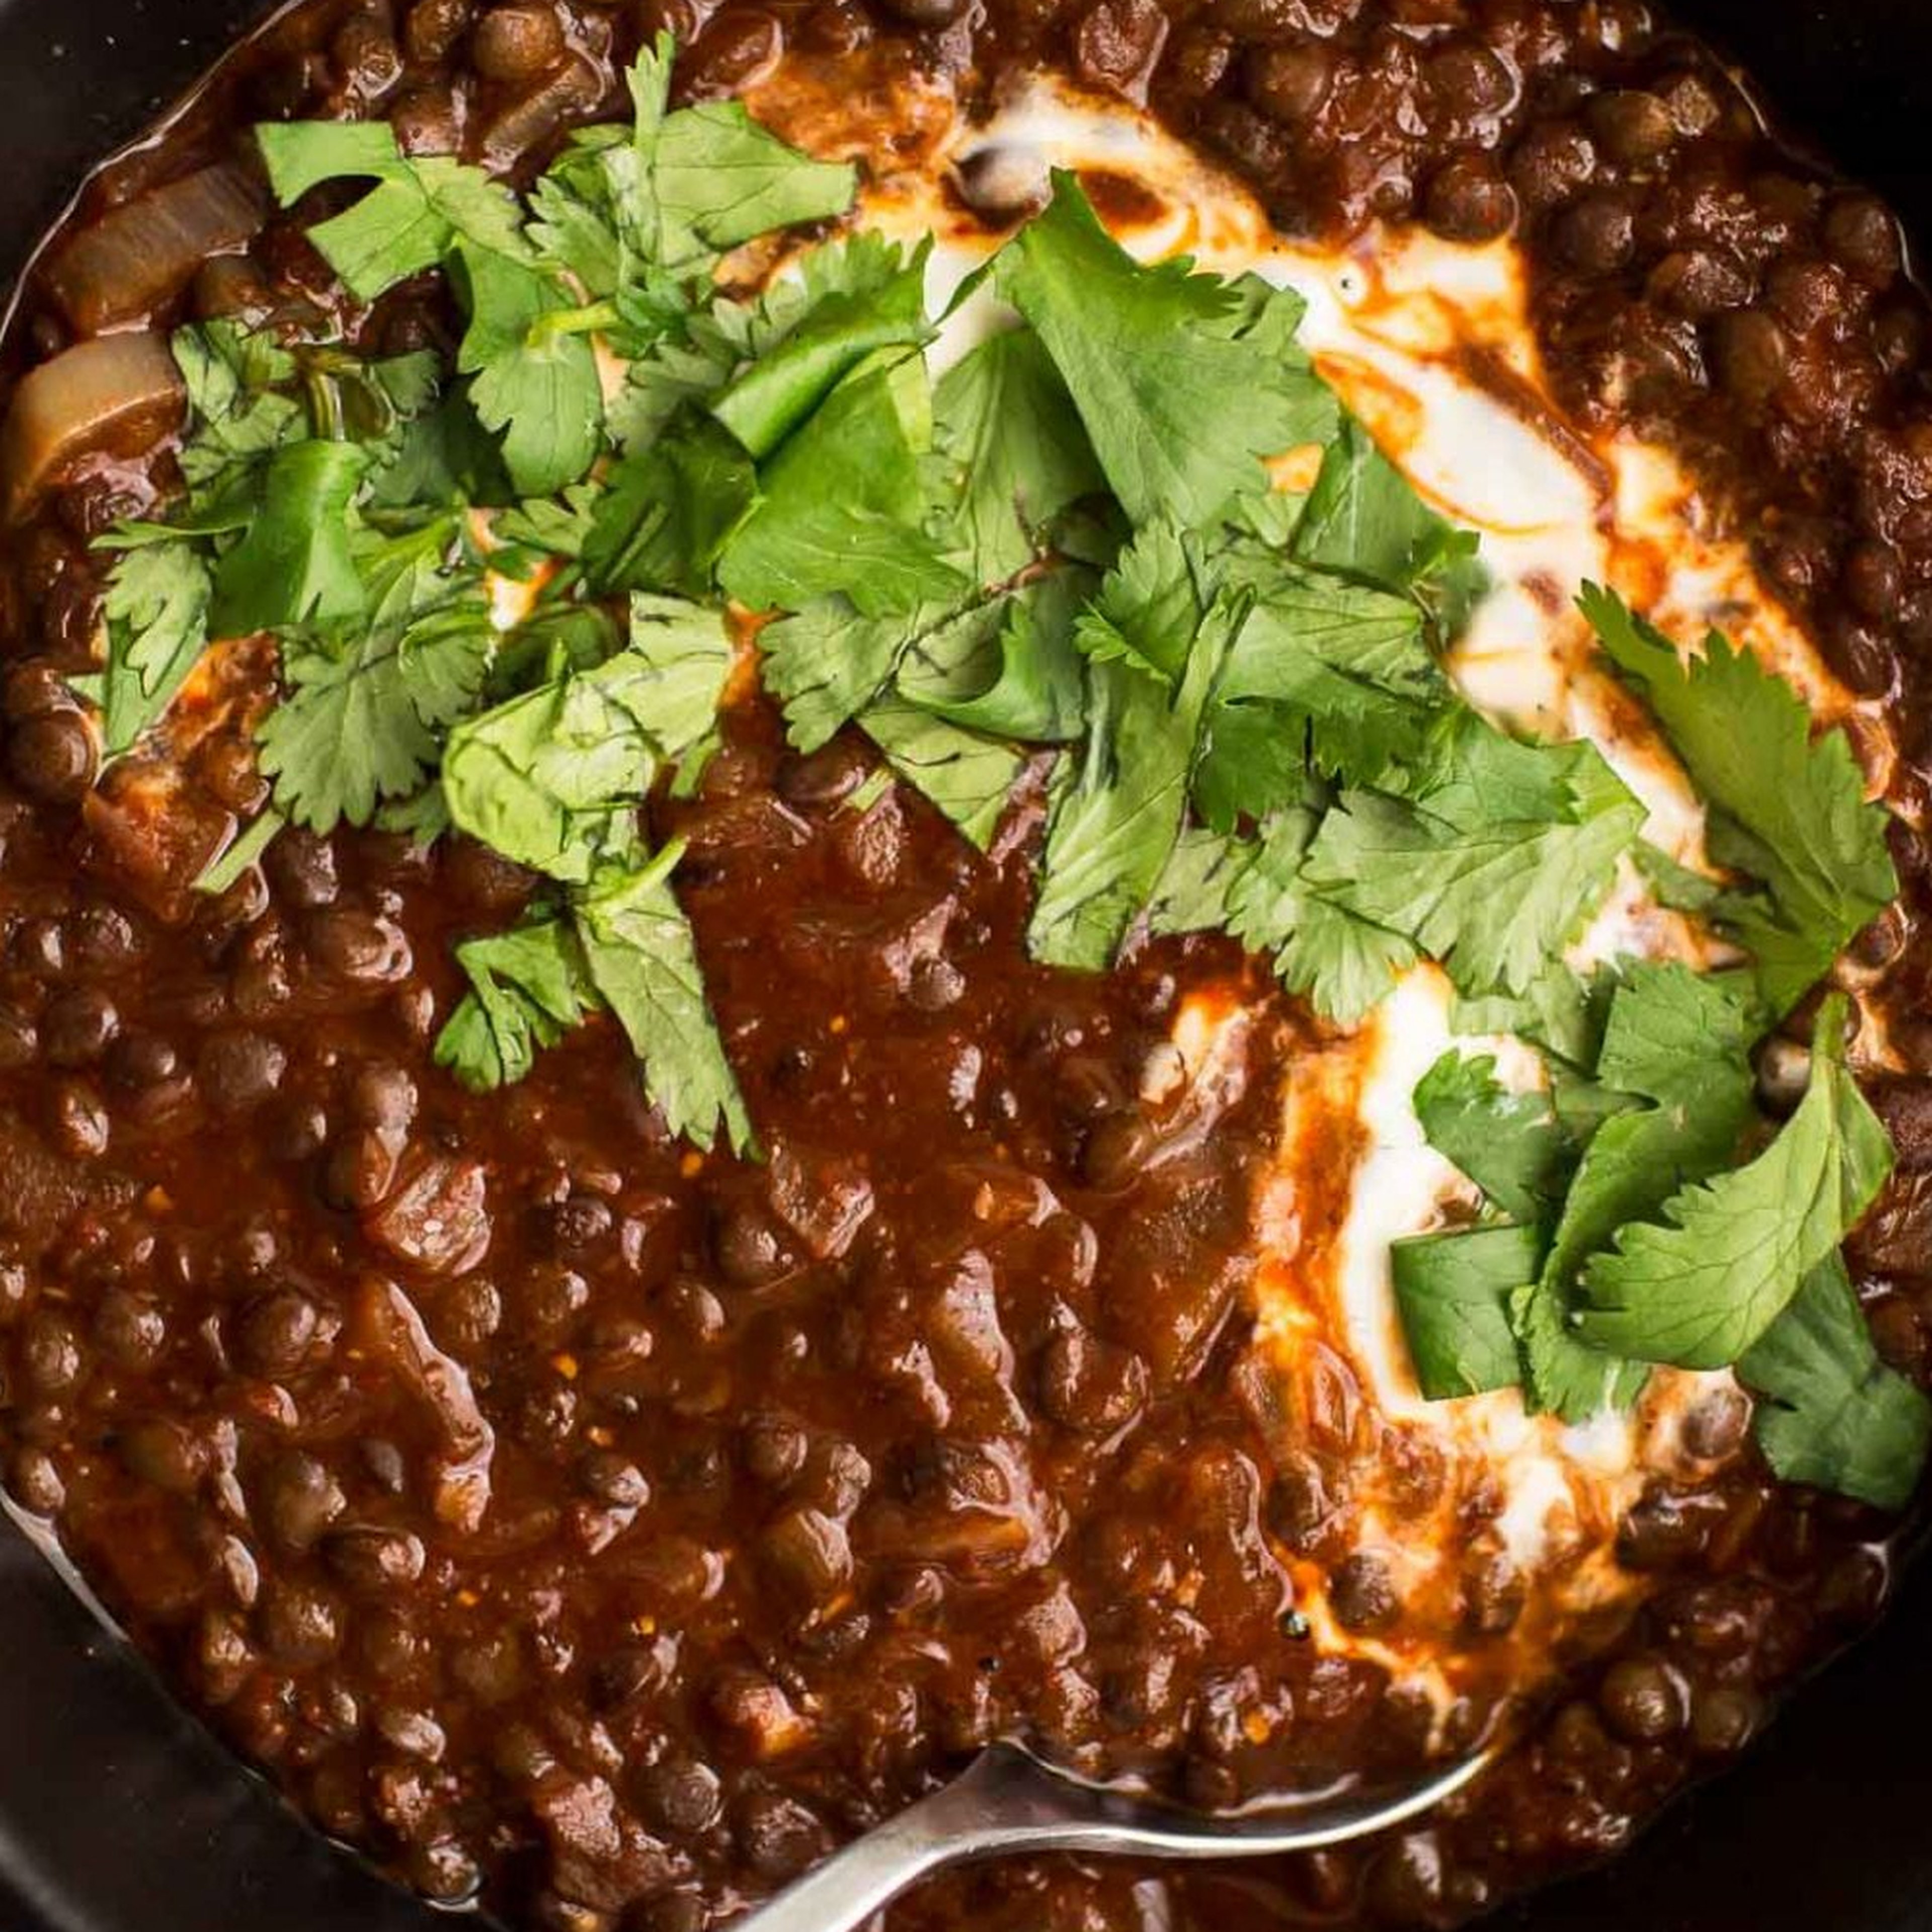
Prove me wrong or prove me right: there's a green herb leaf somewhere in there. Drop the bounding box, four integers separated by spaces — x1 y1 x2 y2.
574 843 755 1155
995 174 1322 528
582 416 759 600
441 655 661 882
1028 589 1239 970
1739 1252 1931 1510
929 326 1105 588
1414 1051 1571 1227
1294 417 1485 629
257 124 534 301
1148 826 1248 935
1451 962 1604 1072
1211 557 1443 794
1392 1222 1542 1401
211 440 371 636
899 572 1090 744
719 350 965 618
710 239 932 459
1578 996 1895 1369
1582 585 1896 1016
1517 962 1757 1419
1302 714 1646 998
1221 806 1418 1024
256 119 406 202
95 540 212 756
1071 521 1202 686
650 102 856 257
861 695 1024 849
759 593 954 752
454 245 605 499
624 592 734 758
256 539 495 831
171 320 303 499
435 913 600 1090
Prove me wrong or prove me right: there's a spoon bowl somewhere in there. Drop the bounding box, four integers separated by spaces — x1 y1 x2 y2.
732 1739 1495 1932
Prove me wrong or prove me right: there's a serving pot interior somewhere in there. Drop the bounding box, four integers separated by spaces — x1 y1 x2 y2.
0 3 1928 1929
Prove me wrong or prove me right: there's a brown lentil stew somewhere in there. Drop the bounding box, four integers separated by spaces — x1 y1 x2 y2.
0 3 1928 1930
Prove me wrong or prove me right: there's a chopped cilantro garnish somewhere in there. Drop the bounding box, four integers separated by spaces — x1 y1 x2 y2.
92 539 212 758
1578 995 1894 1369
1392 1222 1540 1402
1739 1253 1931 1510
1582 584 1897 1017
996 173 1329 528
70 49 1920 1509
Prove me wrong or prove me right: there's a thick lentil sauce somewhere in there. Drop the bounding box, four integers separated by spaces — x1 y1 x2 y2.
0 2 1928 1928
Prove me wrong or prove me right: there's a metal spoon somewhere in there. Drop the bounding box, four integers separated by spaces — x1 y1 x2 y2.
732 1738 1494 1932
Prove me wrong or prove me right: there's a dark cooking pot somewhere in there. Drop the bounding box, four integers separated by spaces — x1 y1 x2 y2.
0 4 1928 1929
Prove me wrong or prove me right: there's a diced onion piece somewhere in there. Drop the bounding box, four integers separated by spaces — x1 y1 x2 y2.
46 164 267 333
1 330 184 519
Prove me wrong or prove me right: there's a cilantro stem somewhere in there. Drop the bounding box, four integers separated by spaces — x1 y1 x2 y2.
527 301 620 347
302 366 348 443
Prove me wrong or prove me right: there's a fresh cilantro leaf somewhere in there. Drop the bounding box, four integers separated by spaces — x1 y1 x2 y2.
1516 963 1757 1419
442 593 726 877
171 321 303 498
1148 826 1248 935
711 239 932 459
1071 521 1202 685
582 416 758 600
257 541 494 831
376 785 453 842
759 594 955 753
528 154 623 298
1511 1276 1648 1424
369 389 511 510
900 573 1090 743
493 487 601 561
1414 1051 1571 1226
995 174 1319 528
1578 996 1895 1368
624 592 734 758
1451 961 1604 1071
256 120 405 202
94 540 212 755
1632 838 1731 916
1294 417 1485 630
1212 559 1443 792
362 151 536 278
930 325 1104 588
211 440 370 636
1392 1223 1541 1401
1582 585 1897 1016
573 843 755 1156
1191 698 1314 835
261 629 443 831
1739 1252 1931 1511
608 308 741 453
1302 713 1646 998
257 123 533 301
454 245 605 498
435 913 600 1090
718 349 965 617
1222 806 1418 1024
441 653 662 882
650 102 856 257
1028 590 1239 970
861 696 1024 850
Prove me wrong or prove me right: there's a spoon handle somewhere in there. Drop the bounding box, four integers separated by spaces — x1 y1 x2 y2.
729 1755 1013 1932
